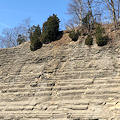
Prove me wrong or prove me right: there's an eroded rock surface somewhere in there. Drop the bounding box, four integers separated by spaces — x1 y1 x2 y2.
0 36 120 120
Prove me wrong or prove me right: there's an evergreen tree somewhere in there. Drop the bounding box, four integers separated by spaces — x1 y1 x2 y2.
85 34 93 46
82 11 94 31
17 34 26 45
41 14 60 44
95 25 108 46
30 25 42 51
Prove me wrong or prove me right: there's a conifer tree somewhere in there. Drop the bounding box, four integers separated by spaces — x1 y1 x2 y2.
17 34 26 45
30 25 42 51
41 14 60 44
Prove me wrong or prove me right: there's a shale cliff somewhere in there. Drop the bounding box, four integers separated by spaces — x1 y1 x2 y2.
0 33 120 120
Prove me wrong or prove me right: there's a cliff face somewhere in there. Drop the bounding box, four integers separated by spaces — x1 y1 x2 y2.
0 34 120 120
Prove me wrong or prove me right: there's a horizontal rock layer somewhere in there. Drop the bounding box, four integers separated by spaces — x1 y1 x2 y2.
0 36 120 120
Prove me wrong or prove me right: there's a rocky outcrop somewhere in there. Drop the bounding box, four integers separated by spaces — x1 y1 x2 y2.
0 34 120 120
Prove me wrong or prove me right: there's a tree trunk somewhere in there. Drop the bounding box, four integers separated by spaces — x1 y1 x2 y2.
118 0 120 20
111 0 117 28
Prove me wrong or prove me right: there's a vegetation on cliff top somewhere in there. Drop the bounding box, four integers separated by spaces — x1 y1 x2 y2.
1 0 120 49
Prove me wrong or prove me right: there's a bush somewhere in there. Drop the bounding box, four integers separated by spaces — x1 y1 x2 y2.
17 34 26 45
82 12 92 28
95 25 108 46
96 35 108 46
30 25 42 51
82 11 94 31
85 35 93 46
69 30 80 41
95 24 105 35
41 14 60 44
30 37 42 51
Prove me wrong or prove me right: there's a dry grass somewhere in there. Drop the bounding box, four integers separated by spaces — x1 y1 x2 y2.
48 24 120 49
51 33 72 47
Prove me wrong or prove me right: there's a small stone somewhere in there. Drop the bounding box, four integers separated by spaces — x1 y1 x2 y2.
30 82 38 87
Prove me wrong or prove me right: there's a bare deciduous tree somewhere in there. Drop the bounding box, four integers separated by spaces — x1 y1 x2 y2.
103 0 117 28
68 0 85 27
68 0 120 29
0 18 31 48
67 0 96 29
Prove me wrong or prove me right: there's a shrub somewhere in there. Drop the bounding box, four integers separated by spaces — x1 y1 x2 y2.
85 34 93 46
69 30 80 41
95 24 105 35
30 25 42 51
30 37 42 51
17 34 26 45
41 14 60 44
82 11 94 31
95 25 108 46
96 35 108 46
82 12 91 28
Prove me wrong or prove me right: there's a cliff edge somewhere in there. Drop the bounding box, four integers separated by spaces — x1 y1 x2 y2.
0 33 120 120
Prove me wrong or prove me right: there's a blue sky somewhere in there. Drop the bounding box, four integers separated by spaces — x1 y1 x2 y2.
0 0 70 34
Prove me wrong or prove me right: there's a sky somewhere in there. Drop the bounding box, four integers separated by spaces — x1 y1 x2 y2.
0 0 70 34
